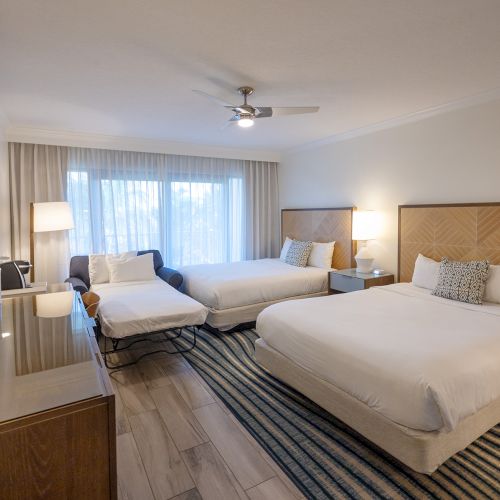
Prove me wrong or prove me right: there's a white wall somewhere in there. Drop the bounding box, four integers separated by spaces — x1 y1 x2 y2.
0 118 10 258
280 98 500 275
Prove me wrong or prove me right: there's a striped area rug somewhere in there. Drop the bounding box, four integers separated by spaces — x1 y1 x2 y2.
178 328 500 499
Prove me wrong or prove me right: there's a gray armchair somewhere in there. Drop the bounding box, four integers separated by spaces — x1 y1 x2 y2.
65 250 183 293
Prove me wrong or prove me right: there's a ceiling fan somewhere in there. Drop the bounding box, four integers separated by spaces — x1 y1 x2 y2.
193 86 319 128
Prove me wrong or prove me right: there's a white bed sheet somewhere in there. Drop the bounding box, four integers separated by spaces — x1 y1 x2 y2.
257 283 500 432
178 258 330 310
91 278 207 339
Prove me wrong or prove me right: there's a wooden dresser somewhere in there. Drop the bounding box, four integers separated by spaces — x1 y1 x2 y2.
0 284 117 500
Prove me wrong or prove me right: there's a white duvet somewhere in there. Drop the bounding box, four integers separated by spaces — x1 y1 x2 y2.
178 258 329 310
257 283 500 432
91 278 207 339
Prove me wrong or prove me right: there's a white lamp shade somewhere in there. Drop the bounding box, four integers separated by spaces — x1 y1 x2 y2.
35 290 75 318
352 210 380 241
33 202 75 233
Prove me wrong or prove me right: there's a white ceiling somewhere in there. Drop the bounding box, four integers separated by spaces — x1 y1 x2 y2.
1 0 500 152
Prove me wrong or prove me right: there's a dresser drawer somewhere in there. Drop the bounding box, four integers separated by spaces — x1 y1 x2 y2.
330 273 365 292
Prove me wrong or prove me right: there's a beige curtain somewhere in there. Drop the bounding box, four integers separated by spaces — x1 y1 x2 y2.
9 143 280 282
9 143 70 283
244 160 280 259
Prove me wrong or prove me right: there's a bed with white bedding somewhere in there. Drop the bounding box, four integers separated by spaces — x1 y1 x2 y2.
177 207 356 330
258 283 500 432
256 283 500 472
179 258 330 329
255 201 500 473
92 277 207 339
91 276 207 369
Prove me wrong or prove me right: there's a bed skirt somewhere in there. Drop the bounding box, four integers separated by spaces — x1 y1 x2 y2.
255 338 500 474
206 291 329 330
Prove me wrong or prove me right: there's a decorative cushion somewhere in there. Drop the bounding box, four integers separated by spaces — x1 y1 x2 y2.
88 254 109 285
280 237 294 261
138 249 164 272
431 258 489 305
81 291 100 318
107 252 156 283
412 253 440 290
285 240 313 268
89 251 136 285
484 264 500 304
307 241 335 269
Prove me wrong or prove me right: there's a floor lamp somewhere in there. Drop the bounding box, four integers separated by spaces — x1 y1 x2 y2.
30 202 75 283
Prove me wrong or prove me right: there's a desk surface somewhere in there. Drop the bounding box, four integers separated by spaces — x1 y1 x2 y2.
0 285 104 422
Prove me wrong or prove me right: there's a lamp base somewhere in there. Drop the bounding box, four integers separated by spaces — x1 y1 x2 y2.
355 245 375 273
355 257 375 273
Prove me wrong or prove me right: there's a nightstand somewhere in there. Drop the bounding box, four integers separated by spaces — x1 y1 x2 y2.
329 268 394 293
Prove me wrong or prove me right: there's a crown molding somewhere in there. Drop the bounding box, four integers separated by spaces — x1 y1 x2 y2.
287 86 500 154
7 85 500 158
5 127 282 162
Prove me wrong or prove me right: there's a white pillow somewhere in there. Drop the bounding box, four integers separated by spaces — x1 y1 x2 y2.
307 241 335 269
107 252 156 283
280 237 293 261
484 264 500 304
89 251 136 284
411 253 440 290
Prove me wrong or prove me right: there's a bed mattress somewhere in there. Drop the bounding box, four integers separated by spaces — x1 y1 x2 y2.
91 278 207 339
178 258 330 310
256 283 500 433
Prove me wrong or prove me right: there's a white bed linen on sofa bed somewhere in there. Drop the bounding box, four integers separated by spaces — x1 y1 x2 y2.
257 283 500 432
178 258 330 310
91 278 207 339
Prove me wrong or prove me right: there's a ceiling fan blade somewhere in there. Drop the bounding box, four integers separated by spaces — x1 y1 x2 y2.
255 106 319 118
193 89 235 108
232 107 251 114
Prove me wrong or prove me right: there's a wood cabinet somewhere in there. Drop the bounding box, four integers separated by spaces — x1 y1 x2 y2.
0 285 116 500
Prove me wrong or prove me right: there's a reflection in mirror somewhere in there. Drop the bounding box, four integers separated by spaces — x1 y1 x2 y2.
0 294 93 376
34 291 75 318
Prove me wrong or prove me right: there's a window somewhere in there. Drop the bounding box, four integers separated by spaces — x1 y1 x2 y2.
67 170 91 256
169 178 243 267
100 178 162 254
67 169 244 267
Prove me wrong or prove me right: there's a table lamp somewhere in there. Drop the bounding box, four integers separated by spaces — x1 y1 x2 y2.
30 202 75 282
352 210 380 273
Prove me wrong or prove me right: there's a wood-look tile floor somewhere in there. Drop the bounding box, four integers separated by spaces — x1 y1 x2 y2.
108 346 305 500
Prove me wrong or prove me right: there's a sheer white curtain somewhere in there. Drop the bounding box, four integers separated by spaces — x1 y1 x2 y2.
67 147 279 268
9 143 70 283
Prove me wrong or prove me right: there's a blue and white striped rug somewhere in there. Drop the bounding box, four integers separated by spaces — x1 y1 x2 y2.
179 328 500 499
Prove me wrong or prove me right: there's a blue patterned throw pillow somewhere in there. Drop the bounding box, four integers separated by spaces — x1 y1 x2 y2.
431 258 489 305
285 240 313 267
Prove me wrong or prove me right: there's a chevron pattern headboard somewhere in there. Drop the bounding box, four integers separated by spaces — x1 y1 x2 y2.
281 207 356 269
398 203 500 282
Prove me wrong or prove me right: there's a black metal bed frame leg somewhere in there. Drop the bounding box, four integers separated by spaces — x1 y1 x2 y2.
101 324 199 372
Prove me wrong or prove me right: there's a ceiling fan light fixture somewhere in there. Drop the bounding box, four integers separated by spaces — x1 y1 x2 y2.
237 115 254 128
193 86 319 129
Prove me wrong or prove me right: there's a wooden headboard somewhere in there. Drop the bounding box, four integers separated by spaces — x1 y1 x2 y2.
398 203 500 282
281 207 356 269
